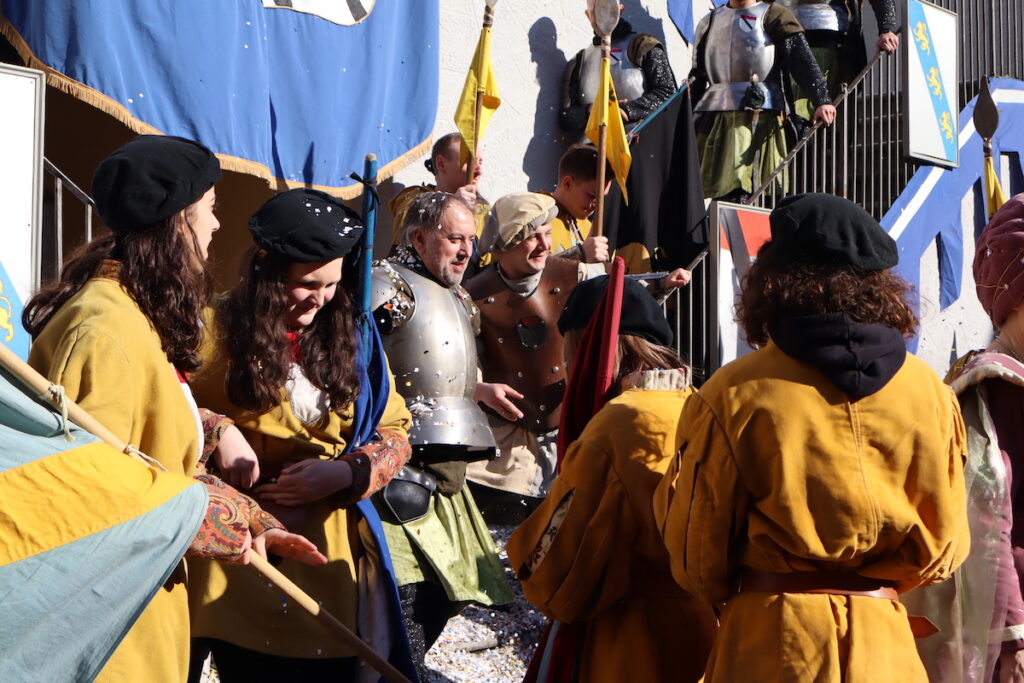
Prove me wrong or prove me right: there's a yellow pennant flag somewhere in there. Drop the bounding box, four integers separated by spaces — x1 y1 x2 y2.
585 53 631 203
454 24 501 167
984 154 1007 219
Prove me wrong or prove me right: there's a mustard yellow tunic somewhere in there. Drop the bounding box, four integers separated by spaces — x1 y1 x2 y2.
540 191 650 272
188 339 412 658
540 191 591 257
508 370 717 683
655 343 970 683
28 273 202 683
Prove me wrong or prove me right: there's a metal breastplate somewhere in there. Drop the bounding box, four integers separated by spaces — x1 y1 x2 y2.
696 2 784 112
371 262 496 452
580 34 646 105
465 259 579 432
779 0 850 32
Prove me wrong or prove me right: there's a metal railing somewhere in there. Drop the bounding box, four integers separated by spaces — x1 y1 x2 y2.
745 51 911 217
746 0 1024 218
665 248 714 385
42 158 97 283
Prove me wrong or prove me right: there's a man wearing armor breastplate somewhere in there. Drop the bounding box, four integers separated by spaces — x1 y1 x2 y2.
371 192 513 680
560 3 677 136
464 192 691 523
691 0 836 201
777 0 899 119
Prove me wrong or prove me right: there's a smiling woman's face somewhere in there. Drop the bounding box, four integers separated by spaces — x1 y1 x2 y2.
282 258 344 329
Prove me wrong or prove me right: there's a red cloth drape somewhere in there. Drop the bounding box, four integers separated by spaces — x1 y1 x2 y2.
525 257 626 683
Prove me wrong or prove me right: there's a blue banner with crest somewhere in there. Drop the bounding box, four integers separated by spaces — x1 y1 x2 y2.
0 0 439 197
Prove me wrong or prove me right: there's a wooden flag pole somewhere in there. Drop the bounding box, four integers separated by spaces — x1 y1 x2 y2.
246 554 412 683
0 342 411 683
467 1 497 185
591 0 619 239
593 35 611 238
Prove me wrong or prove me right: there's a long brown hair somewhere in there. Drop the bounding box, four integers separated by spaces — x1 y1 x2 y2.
737 243 919 348
22 213 213 372
217 245 360 415
564 329 687 396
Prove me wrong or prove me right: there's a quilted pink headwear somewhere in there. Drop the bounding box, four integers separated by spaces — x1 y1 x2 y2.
974 193 1024 327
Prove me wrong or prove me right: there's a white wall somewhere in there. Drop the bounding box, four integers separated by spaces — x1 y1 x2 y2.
386 1 996 377
378 0 693 247
912 158 1015 374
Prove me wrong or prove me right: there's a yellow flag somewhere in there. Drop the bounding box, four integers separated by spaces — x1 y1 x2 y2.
454 25 501 167
585 53 631 203
984 154 1007 219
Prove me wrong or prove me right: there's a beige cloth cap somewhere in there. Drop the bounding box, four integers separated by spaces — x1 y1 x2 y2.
479 192 558 255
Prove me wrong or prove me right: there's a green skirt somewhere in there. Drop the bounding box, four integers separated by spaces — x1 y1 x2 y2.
697 111 787 199
791 46 844 121
380 486 513 605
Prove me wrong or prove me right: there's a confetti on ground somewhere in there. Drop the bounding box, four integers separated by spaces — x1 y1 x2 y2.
423 525 545 683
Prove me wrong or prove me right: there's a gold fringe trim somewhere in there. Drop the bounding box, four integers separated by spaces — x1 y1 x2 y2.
0 15 434 200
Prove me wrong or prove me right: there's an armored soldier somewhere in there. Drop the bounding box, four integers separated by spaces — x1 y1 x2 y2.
560 3 676 136
778 0 899 118
371 192 513 679
464 192 689 522
691 0 836 200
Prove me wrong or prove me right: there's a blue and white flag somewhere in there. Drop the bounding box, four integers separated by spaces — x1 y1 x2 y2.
0 1 440 197
668 0 727 44
0 371 207 681
883 78 1024 349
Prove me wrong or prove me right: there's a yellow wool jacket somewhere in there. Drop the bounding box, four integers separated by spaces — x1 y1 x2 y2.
655 342 970 682
28 272 202 683
188 328 412 658
508 370 717 683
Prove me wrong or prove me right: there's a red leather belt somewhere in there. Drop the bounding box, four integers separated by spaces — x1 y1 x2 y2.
740 570 899 601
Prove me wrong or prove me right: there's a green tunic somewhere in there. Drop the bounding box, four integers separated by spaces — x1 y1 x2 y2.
380 488 513 605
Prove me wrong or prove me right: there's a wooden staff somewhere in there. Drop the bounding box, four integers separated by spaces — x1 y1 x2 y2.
467 0 498 185
0 342 411 683
591 0 620 238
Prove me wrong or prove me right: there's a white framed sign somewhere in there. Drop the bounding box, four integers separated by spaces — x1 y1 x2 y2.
0 63 45 359
903 0 959 168
709 201 773 370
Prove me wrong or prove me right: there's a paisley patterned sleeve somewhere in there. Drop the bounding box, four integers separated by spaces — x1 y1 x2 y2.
198 408 235 466
336 428 412 506
187 474 286 564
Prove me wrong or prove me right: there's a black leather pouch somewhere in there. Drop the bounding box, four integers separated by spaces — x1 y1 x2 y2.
376 465 438 524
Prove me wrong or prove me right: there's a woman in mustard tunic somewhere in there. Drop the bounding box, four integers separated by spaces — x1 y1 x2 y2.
656 193 970 682
189 188 413 682
508 277 717 683
23 135 324 683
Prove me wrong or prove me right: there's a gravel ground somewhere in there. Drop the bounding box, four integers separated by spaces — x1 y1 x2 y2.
200 524 545 683
423 525 545 682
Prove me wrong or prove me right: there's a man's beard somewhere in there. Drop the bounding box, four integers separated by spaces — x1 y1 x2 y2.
438 259 467 287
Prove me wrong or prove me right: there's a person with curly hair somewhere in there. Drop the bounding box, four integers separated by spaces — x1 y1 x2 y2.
655 193 970 682
23 135 325 683
188 188 414 682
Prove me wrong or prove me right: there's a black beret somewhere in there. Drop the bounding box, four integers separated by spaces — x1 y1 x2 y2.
768 193 898 270
249 189 365 262
558 275 673 347
92 135 221 233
